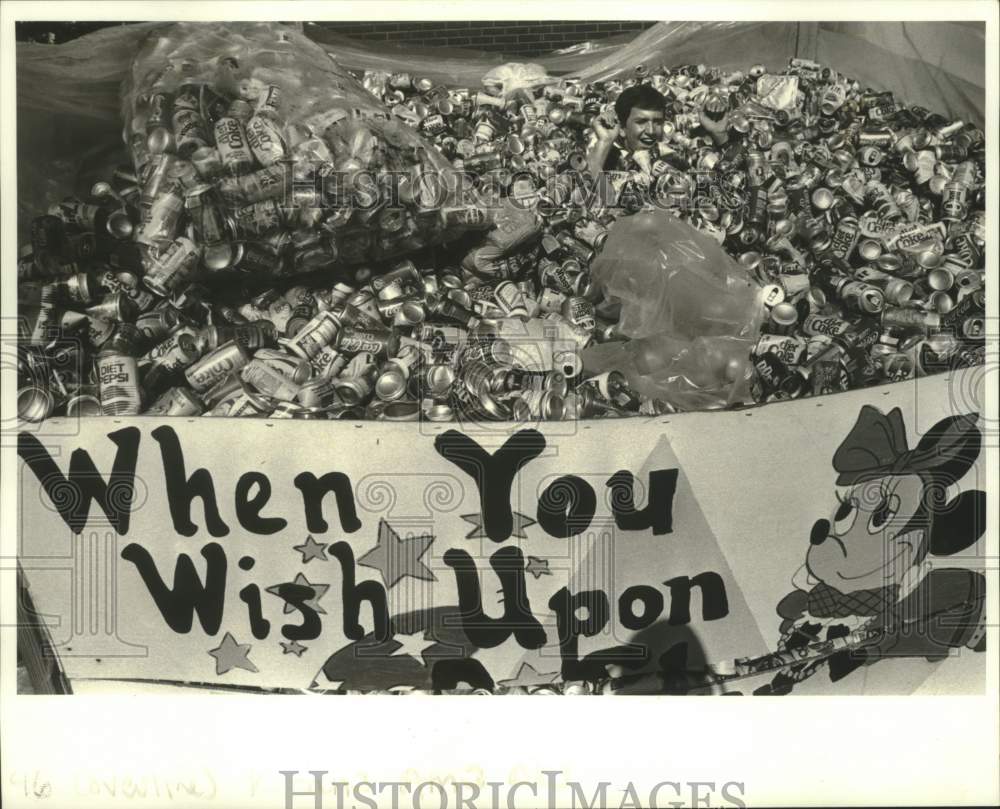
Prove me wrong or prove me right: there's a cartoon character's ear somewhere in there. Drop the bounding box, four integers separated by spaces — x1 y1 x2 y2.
929 490 986 556
915 414 981 483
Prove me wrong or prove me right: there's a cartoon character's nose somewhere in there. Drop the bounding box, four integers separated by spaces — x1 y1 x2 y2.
810 519 830 545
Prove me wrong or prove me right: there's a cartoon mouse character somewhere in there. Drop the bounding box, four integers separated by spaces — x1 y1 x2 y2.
760 406 986 694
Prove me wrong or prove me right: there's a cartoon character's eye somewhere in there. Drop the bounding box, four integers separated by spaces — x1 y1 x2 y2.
833 492 857 535
867 493 900 534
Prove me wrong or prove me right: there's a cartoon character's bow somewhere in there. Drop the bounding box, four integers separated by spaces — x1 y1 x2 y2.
833 406 979 486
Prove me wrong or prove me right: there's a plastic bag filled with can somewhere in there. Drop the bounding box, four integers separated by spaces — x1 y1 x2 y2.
584 210 764 409
121 22 477 276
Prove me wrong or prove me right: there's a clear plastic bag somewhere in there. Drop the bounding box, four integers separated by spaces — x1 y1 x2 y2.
585 210 764 409
480 62 554 96
120 22 469 267
17 20 984 246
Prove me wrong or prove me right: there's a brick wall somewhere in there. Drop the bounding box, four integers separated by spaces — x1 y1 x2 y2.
313 21 656 57
16 21 657 55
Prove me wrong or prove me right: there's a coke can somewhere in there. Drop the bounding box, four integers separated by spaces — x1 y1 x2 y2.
940 181 969 221
172 103 210 159
146 386 205 416
837 279 885 314
286 310 341 360
852 266 914 305
309 343 348 380
245 115 286 167
233 200 284 236
137 188 184 247
337 326 398 357
371 261 424 301
829 216 860 262
214 104 255 173
494 281 529 317
185 341 251 392
140 153 177 206
135 308 181 346
334 353 378 405
49 197 101 230
218 164 288 205
882 307 942 333
141 328 201 375
185 185 232 244
241 359 302 402
143 237 201 297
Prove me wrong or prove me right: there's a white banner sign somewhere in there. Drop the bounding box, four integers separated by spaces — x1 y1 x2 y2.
17 369 987 695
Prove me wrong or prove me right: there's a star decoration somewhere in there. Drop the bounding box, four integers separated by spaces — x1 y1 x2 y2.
525 556 552 579
498 662 560 689
293 535 328 564
266 573 331 615
208 632 259 676
460 511 536 540
280 640 308 657
358 519 436 589
390 631 438 662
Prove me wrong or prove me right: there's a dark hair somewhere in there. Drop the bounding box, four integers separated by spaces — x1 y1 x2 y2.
614 85 667 125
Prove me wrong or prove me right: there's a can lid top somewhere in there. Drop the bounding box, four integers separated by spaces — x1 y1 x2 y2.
147 127 175 155
477 391 509 420
106 210 135 240
18 385 55 423
203 241 241 271
916 249 944 269
65 393 103 418
762 283 785 306
858 239 883 260
396 301 426 326
770 301 800 326
928 291 955 314
381 401 420 421
552 349 584 379
811 187 834 209
539 391 566 421
927 175 948 195
927 267 954 290
859 289 885 313
375 369 407 402
424 402 454 421
334 377 369 406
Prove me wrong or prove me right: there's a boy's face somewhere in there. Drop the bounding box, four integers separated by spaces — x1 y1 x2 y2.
624 107 665 151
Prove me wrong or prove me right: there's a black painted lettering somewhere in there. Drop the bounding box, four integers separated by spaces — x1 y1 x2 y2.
606 469 678 534
536 475 596 538
18 427 141 535
234 471 287 535
434 429 546 543
328 542 389 642
618 585 665 630
237 556 270 639
275 583 322 642
120 542 227 634
548 586 610 679
151 426 229 538
442 546 546 649
664 572 730 625
294 472 361 534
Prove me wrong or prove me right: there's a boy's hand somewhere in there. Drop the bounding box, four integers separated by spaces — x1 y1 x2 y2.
592 115 621 144
699 93 731 143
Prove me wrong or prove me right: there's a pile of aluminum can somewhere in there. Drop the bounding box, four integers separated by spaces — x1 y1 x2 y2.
17 54 986 421
333 679 612 696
